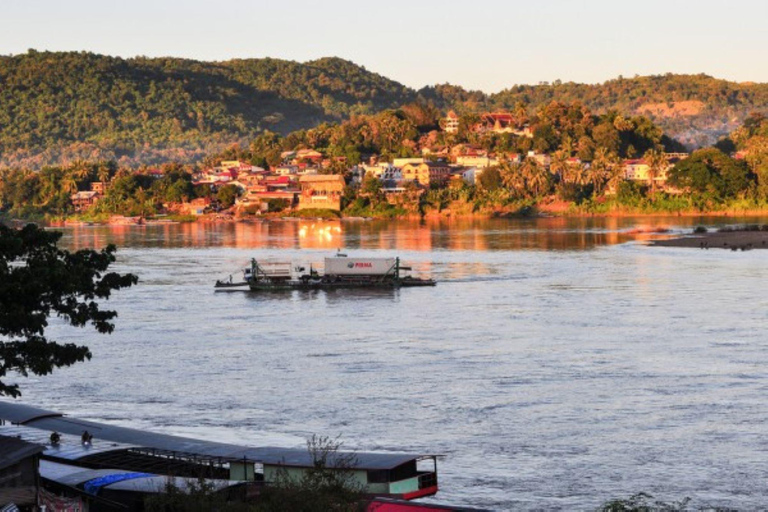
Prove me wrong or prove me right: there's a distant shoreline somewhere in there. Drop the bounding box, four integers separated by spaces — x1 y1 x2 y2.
18 207 768 228
652 228 768 249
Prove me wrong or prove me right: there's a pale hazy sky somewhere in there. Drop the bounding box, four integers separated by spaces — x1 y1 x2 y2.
1 0 766 92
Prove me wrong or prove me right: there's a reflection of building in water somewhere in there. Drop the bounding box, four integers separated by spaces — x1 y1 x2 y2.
298 222 343 250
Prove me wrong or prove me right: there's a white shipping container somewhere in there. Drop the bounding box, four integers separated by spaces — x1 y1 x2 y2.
324 257 396 276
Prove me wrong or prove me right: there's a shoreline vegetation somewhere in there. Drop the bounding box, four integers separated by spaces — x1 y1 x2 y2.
8 196 768 227
7 208 768 227
2 88 768 229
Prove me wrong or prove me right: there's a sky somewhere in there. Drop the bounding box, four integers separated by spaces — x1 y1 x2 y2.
1 0 767 92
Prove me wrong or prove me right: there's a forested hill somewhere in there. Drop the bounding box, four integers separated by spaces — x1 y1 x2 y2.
1 50 767 168
0 51 416 168
423 74 768 149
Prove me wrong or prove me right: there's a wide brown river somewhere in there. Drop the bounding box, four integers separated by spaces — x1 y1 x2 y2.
15 216 768 510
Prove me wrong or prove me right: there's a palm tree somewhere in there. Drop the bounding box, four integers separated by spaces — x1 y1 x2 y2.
97 163 111 185
525 160 553 197
550 150 570 183
70 160 91 182
644 148 667 194
559 137 574 156
61 174 78 194
563 160 587 186
587 148 611 195
500 162 526 197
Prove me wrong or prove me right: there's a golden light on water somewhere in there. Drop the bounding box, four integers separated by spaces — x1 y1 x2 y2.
297 222 343 247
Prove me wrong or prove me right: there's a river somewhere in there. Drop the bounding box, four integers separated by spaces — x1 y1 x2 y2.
14 216 768 510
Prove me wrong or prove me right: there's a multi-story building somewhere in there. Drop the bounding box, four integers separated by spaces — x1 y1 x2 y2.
400 162 452 188
443 111 460 133
298 175 346 211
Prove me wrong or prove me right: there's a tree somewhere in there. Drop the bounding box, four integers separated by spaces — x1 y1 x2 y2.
643 148 667 195
255 435 365 512
667 148 753 200
97 162 112 185
477 166 502 191
216 184 241 209
0 224 137 397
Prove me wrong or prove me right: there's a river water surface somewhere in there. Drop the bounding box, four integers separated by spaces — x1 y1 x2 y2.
15 216 768 510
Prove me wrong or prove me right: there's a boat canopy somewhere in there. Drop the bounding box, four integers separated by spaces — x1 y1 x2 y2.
0 401 434 471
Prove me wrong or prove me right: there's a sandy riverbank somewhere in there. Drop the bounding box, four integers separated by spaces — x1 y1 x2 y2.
652 229 768 250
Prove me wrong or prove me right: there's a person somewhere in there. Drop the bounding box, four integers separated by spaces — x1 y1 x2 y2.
50 431 61 445
81 430 92 445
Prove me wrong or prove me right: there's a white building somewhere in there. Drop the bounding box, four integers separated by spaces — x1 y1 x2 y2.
456 156 499 168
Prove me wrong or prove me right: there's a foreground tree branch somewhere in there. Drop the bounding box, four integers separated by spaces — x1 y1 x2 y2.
0 223 138 397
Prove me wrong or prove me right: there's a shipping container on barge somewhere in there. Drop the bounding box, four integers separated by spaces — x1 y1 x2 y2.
220 254 436 291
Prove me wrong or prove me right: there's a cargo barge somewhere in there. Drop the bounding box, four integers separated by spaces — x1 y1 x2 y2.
218 254 436 291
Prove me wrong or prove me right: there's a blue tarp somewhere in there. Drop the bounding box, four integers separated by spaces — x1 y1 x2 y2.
83 472 154 495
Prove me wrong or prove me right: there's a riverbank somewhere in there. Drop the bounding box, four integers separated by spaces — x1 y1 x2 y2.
652 227 768 250
9 203 768 228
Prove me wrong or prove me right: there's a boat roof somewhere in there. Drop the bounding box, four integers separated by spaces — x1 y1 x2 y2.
0 402 431 470
0 434 45 471
40 460 241 493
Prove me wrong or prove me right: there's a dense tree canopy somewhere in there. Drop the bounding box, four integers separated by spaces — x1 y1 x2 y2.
1 51 767 168
667 148 752 199
0 224 137 396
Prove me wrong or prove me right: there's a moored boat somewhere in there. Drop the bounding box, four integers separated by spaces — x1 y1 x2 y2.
239 254 435 291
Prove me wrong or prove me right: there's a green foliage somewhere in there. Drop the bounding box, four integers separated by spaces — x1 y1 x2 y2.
255 435 365 512
0 224 137 397
477 167 503 191
216 184 241 209
598 492 691 512
266 198 290 213
667 148 753 199
430 73 768 148
290 209 341 219
0 51 415 168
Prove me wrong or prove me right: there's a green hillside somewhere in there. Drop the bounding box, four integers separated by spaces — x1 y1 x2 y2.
0 51 415 168
1 50 767 168
422 74 768 148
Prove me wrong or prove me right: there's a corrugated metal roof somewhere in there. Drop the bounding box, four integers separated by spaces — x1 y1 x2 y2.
0 434 45 471
0 402 429 470
0 402 62 424
0 425 136 461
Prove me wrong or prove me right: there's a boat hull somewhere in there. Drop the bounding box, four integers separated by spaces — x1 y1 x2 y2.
247 277 435 291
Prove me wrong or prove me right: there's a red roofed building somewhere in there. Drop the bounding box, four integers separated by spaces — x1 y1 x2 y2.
477 113 515 133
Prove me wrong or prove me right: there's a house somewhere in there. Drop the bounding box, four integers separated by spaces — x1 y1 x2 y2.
264 175 297 190
90 181 109 194
0 435 45 510
392 157 425 168
477 112 515 133
274 165 299 176
219 160 255 173
455 156 499 168
298 175 346 211
461 167 483 185
443 110 460 134
295 149 324 163
185 197 211 216
623 159 673 186
623 159 650 181
401 162 452 188
362 163 403 183
527 151 551 169
70 191 100 211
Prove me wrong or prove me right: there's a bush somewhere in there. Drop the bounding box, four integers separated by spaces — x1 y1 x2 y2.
267 198 290 213
693 226 707 233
